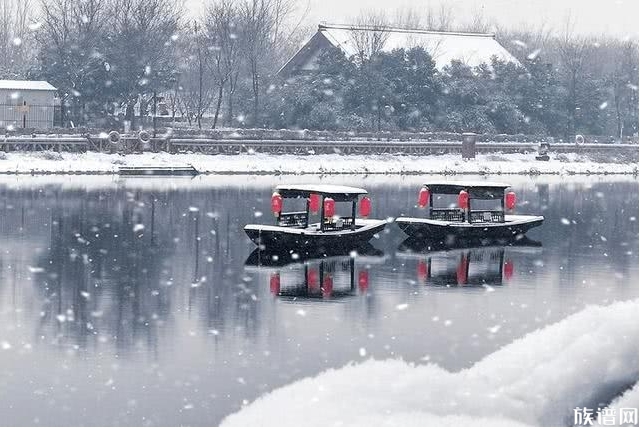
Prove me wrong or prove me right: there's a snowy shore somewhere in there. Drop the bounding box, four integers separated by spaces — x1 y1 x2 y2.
0 151 636 175
222 300 639 427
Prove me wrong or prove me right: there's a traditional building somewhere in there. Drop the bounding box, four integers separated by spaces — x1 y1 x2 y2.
279 23 520 77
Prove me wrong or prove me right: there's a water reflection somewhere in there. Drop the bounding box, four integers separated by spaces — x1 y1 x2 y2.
0 175 636 426
397 237 542 287
245 244 385 299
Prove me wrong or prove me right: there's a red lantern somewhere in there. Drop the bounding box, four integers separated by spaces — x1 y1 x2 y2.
307 268 319 290
359 196 371 218
504 260 514 280
271 192 283 216
456 256 468 285
309 193 320 213
358 270 369 291
270 273 280 294
418 186 430 208
505 191 516 210
458 190 469 209
322 275 333 298
417 260 429 282
323 197 335 218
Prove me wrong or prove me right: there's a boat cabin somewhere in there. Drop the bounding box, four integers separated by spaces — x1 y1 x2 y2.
418 181 516 224
271 184 372 232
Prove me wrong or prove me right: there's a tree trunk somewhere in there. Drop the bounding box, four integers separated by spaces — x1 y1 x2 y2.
212 83 224 129
126 101 135 130
251 59 259 127
614 83 623 140
227 74 238 126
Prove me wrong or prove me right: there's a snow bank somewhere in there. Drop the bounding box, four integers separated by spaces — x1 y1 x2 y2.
0 152 636 175
594 384 639 427
221 300 638 427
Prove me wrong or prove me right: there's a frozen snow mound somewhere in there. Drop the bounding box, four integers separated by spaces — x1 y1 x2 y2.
222 300 638 427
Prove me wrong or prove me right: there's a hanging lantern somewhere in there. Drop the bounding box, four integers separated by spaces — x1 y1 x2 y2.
307 268 319 290
322 275 333 298
309 193 321 213
458 190 469 209
269 272 280 294
418 186 430 208
358 270 369 291
359 196 371 218
506 191 516 210
456 256 468 285
504 260 514 280
417 260 429 282
271 192 283 216
323 197 335 218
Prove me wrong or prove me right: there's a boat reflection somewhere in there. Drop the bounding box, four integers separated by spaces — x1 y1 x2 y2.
244 245 385 300
397 236 542 287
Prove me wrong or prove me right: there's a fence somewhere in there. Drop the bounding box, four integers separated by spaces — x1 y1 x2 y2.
0 135 637 158
0 104 57 129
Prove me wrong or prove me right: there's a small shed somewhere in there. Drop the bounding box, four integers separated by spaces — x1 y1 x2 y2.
0 80 57 129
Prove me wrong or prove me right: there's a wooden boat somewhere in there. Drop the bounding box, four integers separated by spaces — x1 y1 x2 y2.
244 184 388 251
395 181 544 241
244 244 385 299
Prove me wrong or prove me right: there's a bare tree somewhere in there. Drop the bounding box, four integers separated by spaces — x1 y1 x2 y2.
174 21 216 129
37 0 107 125
393 7 421 30
351 10 390 63
204 0 240 128
240 0 273 126
435 3 453 31
462 6 494 33
0 0 33 78
268 0 310 67
106 0 181 129
494 21 553 63
607 38 639 139
555 15 593 139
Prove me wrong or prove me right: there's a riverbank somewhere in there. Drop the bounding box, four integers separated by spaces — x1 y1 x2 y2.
0 151 636 175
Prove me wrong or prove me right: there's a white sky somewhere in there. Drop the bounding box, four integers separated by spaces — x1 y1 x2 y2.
185 0 638 38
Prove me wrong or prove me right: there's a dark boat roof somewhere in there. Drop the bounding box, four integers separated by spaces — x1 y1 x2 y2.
423 181 510 196
275 184 368 200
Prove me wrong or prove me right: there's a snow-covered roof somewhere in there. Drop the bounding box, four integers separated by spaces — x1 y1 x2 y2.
0 80 57 91
424 181 511 189
280 24 520 75
423 181 512 197
320 24 520 70
275 184 368 197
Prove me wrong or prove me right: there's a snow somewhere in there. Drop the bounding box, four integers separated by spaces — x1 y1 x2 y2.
0 151 635 175
0 80 57 91
422 180 512 188
221 300 638 427
593 384 639 427
275 184 368 195
319 24 520 70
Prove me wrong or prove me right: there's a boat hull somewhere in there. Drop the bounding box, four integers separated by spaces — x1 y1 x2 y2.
396 215 544 241
244 219 387 251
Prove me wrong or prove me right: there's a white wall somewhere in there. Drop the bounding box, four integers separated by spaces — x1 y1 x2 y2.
0 89 56 129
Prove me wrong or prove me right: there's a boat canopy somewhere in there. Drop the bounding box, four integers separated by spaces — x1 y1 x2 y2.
423 181 510 199
275 184 368 201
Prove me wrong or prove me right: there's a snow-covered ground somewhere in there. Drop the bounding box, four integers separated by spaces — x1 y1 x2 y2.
221 300 638 427
0 151 636 175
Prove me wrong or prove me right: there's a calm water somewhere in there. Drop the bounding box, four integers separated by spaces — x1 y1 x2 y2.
0 174 637 426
